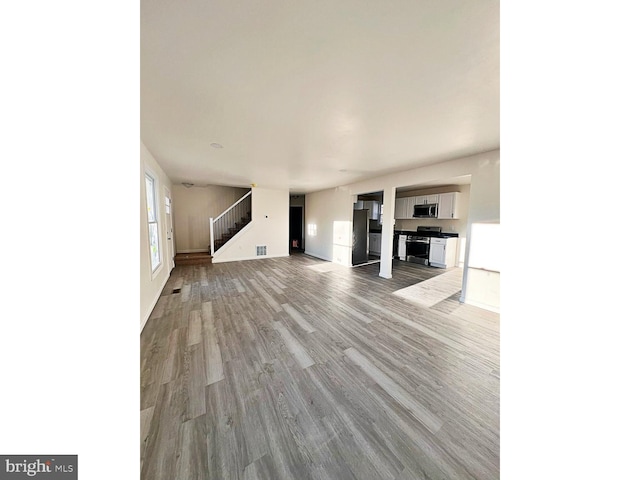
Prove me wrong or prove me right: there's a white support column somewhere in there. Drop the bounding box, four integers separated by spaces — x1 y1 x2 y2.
379 185 396 279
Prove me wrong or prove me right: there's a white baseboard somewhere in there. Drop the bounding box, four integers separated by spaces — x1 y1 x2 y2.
303 251 332 262
140 271 170 334
463 298 500 314
211 253 290 264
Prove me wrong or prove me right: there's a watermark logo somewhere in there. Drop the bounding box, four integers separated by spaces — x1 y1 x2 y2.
0 456 76 479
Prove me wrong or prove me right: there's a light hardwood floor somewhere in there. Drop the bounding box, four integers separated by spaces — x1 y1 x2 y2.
141 253 499 480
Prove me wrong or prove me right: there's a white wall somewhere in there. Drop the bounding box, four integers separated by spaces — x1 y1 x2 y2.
461 153 500 310
465 269 500 312
172 184 249 253
140 142 174 331
304 186 354 266
305 149 500 310
212 187 290 263
466 222 503 312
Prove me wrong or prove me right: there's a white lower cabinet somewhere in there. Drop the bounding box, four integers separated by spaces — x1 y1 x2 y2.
369 233 381 255
429 237 458 268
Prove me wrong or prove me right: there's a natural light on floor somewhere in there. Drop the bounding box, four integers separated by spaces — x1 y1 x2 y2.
393 268 463 308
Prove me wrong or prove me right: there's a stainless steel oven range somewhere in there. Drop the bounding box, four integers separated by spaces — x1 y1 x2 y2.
405 226 442 265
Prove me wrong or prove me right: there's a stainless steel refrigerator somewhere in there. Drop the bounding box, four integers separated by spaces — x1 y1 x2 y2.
352 209 369 265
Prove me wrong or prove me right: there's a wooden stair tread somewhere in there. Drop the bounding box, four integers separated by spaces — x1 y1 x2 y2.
174 252 212 266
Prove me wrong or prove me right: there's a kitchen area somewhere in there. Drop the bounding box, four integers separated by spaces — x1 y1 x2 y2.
396 226 458 268
353 179 470 272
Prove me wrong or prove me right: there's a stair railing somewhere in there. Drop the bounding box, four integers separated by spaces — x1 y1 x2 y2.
209 191 252 254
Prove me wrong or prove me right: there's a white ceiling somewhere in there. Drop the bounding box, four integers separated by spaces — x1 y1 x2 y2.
141 0 499 194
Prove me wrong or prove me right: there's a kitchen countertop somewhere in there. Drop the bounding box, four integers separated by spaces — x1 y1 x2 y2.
393 230 459 238
432 232 459 238
369 230 459 237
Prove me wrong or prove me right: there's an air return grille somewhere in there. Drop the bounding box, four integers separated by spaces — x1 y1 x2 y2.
256 245 267 256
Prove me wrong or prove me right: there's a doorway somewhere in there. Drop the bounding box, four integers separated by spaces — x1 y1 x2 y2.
164 186 175 269
289 206 303 253
352 190 384 267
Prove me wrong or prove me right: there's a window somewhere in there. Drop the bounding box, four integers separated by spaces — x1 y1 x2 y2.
145 173 161 272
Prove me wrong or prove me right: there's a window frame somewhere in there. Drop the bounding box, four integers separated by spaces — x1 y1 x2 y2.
145 171 162 276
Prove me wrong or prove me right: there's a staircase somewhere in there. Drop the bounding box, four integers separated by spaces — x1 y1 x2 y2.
213 211 251 251
210 191 252 255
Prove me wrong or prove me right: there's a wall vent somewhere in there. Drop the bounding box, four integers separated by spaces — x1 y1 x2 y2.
256 245 267 256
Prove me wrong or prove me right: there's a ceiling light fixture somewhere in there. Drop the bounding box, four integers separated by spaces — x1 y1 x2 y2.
182 182 194 188
210 142 224 148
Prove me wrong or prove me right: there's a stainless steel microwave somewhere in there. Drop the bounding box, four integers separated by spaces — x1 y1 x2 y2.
413 203 438 218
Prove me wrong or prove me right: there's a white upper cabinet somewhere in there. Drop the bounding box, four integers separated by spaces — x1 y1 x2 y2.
437 192 460 219
394 198 405 219
395 192 459 219
395 197 414 219
363 201 380 220
355 200 380 220
400 197 415 219
405 196 417 218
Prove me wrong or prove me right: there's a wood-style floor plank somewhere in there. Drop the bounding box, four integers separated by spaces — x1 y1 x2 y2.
141 254 499 479
344 346 444 434
201 301 224 385
281 303 317 333
272 320 315 369
187 310 202 346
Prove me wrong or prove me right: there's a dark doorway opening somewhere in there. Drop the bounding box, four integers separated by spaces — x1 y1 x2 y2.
352 208 369 265
289 206 303 253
